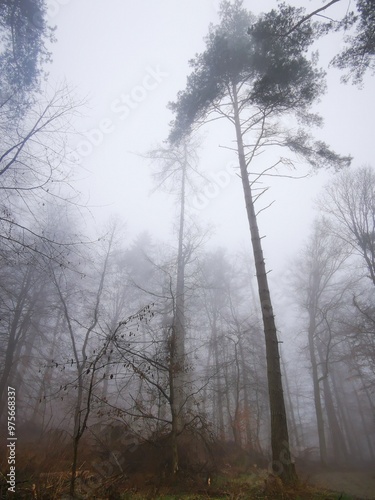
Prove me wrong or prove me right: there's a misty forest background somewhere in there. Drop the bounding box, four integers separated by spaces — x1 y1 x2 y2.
0 0 375 498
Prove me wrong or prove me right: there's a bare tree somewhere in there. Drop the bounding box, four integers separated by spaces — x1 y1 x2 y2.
0 200 86 419
318 166 375 385
291 218 358 464
199 249 268 453
0 249 49 416
0 85 84 264
319 166 375 286
49 227 118 496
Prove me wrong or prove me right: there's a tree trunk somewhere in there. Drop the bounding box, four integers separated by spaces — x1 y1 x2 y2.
167 150 188 475
326 366 353 462
172 143 187 436
295 388 306 452
315 342 349 464
212 313 225 440
169 345 179 474
232 83 297 485
31 314 61 425
70 434 80 497
354 389 375 461
239 332 253 449
70 370 84 497
232 341 242 447
281 358 301 451
0 267 33 416
307 312 328 466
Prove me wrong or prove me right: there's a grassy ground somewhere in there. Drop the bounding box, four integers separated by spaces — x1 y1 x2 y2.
114 472 363 500
0 471 366 499
61 470 371 499
2 456 373 499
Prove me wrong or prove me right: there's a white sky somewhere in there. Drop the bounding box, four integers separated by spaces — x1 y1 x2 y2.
45 0 375 288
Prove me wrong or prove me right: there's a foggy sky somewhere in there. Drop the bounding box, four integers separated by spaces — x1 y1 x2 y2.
45 0 375 282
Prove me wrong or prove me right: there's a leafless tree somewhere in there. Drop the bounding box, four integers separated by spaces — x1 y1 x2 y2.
291 219 351 463
319 166 375 286
0 85 84 263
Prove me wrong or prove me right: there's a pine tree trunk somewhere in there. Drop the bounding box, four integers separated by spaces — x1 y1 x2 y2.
232 83 297 485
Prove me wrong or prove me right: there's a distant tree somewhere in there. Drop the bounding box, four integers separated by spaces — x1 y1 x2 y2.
146 138 203 473
319 166 375 286
168 0 350 484
291 219 353 465
45 224 152 496
108 274 210 476
0 85 83 264
0 0 82 264
0 201 83 420
51 229 115 497
199 249 267 451
0 245 50 417
349 292 375 377
0 0 55 118
199 250 232 441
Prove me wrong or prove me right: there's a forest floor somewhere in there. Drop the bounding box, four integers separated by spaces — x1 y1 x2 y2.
2 444 374 499
87 468 375 499
2 467 375 499
122 470 375 500
305 469 375 500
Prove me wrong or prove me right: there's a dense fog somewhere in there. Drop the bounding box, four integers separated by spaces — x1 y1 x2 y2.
0 1 374 498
